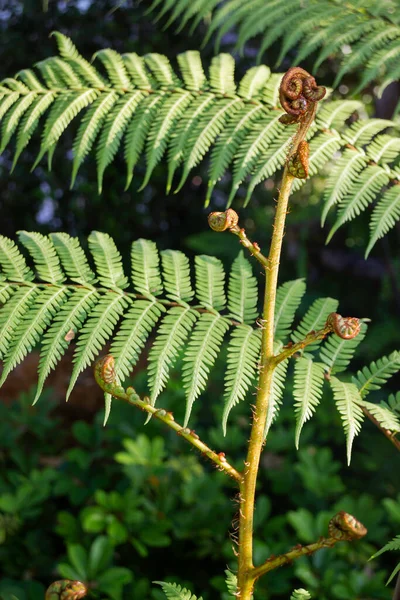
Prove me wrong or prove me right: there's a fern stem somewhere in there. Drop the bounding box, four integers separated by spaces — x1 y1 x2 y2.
237 168 295 598
94 356 242 482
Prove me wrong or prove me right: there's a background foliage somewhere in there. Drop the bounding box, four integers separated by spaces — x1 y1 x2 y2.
0 1 400 599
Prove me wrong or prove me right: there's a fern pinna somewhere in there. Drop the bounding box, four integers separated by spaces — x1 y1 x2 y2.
0 230 399 462
1 32 400 253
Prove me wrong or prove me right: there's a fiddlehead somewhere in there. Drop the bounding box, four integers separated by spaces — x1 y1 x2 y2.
326 313 361 339
279 67 326 118
45 581 87 600
328 511 367 541
208 208 239 232
279 67 326 180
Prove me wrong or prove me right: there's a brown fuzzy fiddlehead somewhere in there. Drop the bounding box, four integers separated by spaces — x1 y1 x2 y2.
208 209 239 232
279 67 326 118
328 511 367 541
279 67 326 180
326 313 361 340
45 581 87 600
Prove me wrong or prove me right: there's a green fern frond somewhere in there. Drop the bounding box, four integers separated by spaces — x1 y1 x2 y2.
0 235 34 282
161 249 193 303
319 323 367 375
291 297 339 354
66 294 129 400
131 239 162 297
326 165 390 243
227 251 258 324
182 313 230 426
370 535 400 584
88 231 129 290
145 0 400 90
290 590 312 600
366 185 400 256
154 581 202 600
274 279 306 341
352 351 400 398
329 376 364 465
293 358 325 448
0 34 400 249
18 231 64 284
225 570 237 597
110 299 165 381
222 326 261 434
0 231 268 429
357 400 400 433
50 233 97 286
321 149 368 226
384 391 400 415
147 307 198 404
195 255 226 311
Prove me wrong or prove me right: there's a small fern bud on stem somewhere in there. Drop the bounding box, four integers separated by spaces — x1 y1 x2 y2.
208 209 239 231
328 511 367 541
325 313 361 339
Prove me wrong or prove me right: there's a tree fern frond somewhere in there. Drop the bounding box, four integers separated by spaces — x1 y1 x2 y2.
366 185 400 256
167 93 215 193
71 91 119 187
93 48 131 89
0 288 69 387
330 376 364 465
321 149 368 226
227 251 258 324
274 279 306 342
18 230 65 284
33 289 99 404
131 239 162 297
161 249 193 303
293 358 325 448
140 91 192 191
352 351 400 398
110 299 165 381
0 287 39 358
0 232 262 416
319 323 367 374
358 399 400 433
155 581 201 600
88 231 129 290
195 255 226 311
50 233 97 286
0 235 34 282
291 297 339 354
206 103 265 204
182 313 230 426
51 31 106 87
146 0 400 91
326 165 390 243
97 91 144 193
177 51 206 91
0 93 37 153
147 306 198 404
366 134 400 165
175 97 243 193
66 294 128 400
342 118 396 146
383 391 400 415
222 326 261 434
0 34 399 249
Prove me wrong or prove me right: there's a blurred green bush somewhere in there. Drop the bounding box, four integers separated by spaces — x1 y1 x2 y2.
0 363 399 600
